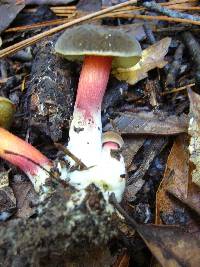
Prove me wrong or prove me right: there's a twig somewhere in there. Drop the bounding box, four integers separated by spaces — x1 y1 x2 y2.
161 83 195 95
50 0 199 14
143 1 200 22
182 32 200 90
0 0 137 59
166 43 185 88
101 13 200 26
5 18 70 32
54 142 87 170
154 26 200 33
109 193 138 229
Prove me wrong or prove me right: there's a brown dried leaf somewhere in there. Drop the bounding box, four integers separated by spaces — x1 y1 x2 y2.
156 134 200 233
188 89 200 187
112 250 130 267
138 224 200 267
12 177 37 218
156 135 189 224
113 37 171 85
104 111 188 135
0 171 16 217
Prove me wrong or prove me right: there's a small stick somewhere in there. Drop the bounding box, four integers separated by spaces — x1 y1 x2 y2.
54 142 87 170
5 19 70 32
143 1 200 22
100 13 200 26
155 26 200 33
109 193 138 229
161 83 195 95
166 43 185 88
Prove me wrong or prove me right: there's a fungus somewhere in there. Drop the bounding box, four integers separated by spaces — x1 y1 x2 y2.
55 24 141 166
0 127 52 192
0 97 15 129
64 131 126 203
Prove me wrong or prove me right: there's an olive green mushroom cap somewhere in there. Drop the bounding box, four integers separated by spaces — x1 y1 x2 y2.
55 24 142 68
0 97 15 129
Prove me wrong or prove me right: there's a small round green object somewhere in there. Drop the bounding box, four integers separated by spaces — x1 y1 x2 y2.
0 97 15 129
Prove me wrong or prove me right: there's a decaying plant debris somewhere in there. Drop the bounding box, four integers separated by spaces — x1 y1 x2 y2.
1 0 200 266
27 35 76 141
0 183 118 266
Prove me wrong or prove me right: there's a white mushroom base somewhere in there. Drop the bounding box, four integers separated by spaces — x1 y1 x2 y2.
67 109 102 167
59 147 126 206
64 109 126 205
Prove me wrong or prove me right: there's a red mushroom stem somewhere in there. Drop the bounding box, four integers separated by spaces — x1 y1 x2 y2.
67 55 112 166
0 127 52 191
75 55 112 118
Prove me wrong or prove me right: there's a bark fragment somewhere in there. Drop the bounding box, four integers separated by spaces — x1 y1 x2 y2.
26 35 76 142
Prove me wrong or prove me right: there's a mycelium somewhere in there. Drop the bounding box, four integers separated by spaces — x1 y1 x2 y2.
63 131 126 205
0 127 52 193
55 24 142 167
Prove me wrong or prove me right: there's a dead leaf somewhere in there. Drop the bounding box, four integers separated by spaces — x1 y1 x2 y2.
112 194 200 267
138 224 200 267
155 134 200 234
104 111 188 135
113 38 171 85
0 171 16 220
11 176 37 218
112 250 130 267
188 88 200 187
122 136 145 171
125 137 167 202
156 135 189 224
0 0 25 34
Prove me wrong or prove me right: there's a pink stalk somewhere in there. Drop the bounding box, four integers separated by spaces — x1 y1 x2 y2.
0 127 52 192
75 56 112 118
67 56 112 166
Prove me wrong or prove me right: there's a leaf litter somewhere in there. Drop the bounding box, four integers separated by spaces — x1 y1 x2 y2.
1 0 200 266
112 38 171 85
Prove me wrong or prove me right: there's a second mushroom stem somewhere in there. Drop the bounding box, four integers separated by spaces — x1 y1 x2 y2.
0 127 52 192
67 55 112 167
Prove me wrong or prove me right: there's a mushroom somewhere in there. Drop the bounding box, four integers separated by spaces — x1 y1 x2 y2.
0 127 52 193
66 131 126 202
0 97 15 129
102 131 124 151
55 24 141 166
